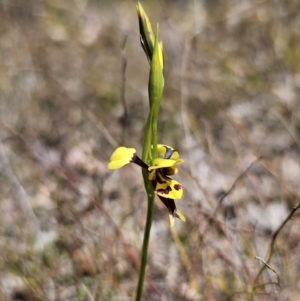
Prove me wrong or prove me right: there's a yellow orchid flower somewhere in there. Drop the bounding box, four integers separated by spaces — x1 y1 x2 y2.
107 145 185 227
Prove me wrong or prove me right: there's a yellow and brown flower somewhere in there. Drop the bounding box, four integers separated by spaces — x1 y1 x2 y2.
108 144 185 227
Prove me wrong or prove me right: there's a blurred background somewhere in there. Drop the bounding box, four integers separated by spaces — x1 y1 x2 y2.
1 0 300 300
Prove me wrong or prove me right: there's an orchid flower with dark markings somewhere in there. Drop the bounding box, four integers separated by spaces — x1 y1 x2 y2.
108 144 185 227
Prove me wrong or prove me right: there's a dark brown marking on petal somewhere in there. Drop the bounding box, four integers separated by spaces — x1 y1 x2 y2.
158 196 177 215
163 167 175 176
158 170 171 180
157 189 168 195
174 184 182 191
158 196 181 220
156 171 167 184
130 154 149 169
164 147 174 159
157 186 172 195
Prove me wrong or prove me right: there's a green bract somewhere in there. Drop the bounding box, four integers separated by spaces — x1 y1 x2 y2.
136 3 154 64
136 3 164 70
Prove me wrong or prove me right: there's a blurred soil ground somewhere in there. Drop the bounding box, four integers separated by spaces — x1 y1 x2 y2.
0 0 300 300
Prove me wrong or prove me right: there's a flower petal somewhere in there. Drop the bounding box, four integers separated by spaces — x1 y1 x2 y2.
175 210 186 222
149 158 184 170
169 213 175 227
157 144 180 160
169 210 186 227
108 147 136 170
158 196 185 227
148 169 156 181
158 196 176 212
164 166 178 175
155 177 183 200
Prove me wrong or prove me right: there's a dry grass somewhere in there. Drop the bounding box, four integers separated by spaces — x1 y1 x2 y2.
0 0 300 300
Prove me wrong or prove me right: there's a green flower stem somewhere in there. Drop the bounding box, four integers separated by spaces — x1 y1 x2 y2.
141 110 153 164
136 111 154 301
135 177 154 301
135 26 164 301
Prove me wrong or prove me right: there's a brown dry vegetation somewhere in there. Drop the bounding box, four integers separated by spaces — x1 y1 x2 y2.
1 0 300 300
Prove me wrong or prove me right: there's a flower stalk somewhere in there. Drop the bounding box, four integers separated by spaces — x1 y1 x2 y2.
136 10 164 300
108 3 184 299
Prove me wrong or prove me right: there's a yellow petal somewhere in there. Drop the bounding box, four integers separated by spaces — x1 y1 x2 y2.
150 165 177 176
155 177 183 200
149 158 184 170
148 169 156 181
108 147 136 170
175 210 186 222
169 213 175 227
157 144 180 160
